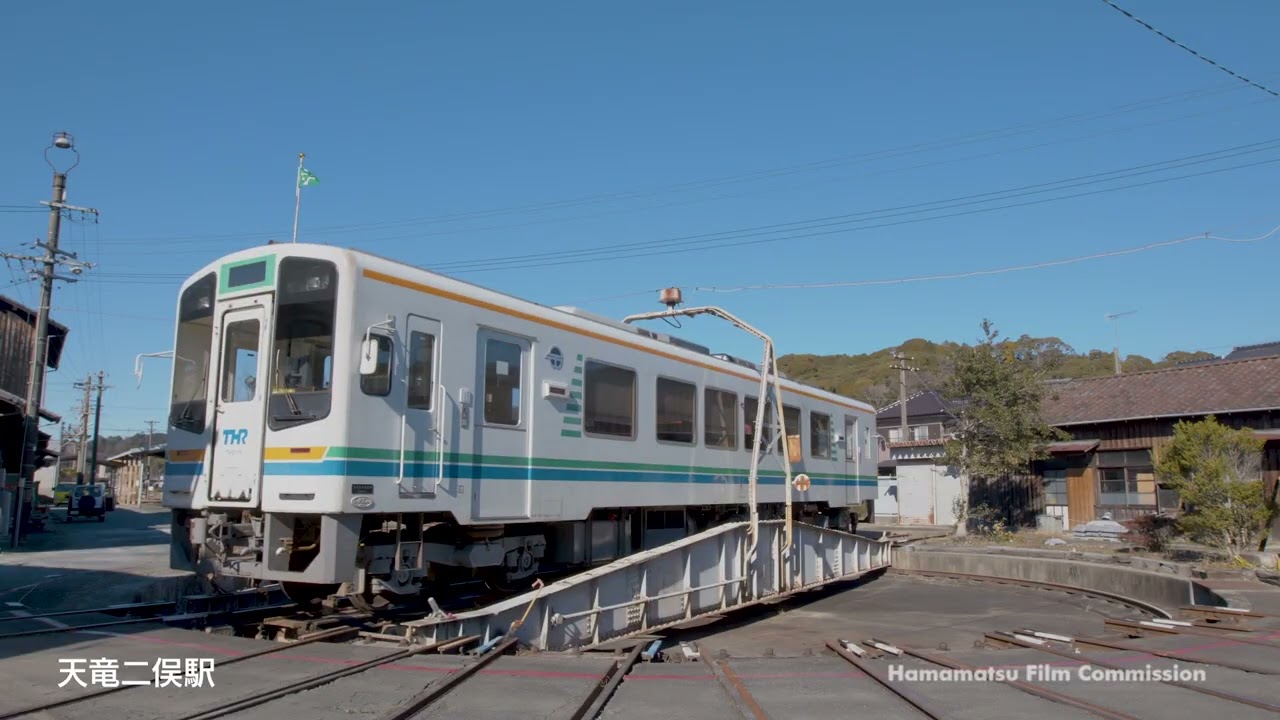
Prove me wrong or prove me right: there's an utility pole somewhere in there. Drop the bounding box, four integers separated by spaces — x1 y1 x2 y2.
4 132 95 549
890 351 917 441
74 376 92 479
88 371 109 484
141 420 158 505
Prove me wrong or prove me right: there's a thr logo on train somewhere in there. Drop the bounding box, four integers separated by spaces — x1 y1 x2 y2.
221 428 249 445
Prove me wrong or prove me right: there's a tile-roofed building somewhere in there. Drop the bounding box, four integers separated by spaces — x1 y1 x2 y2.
1042 356 1280 426
1224 341 1280 362
1034 355 1280 540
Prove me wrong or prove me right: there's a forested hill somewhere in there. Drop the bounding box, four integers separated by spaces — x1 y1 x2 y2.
778 336 1216 410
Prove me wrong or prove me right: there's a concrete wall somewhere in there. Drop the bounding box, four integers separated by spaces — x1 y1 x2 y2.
894 547 1230 612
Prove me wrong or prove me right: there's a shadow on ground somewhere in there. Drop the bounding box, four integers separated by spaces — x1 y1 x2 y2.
8 506 171 553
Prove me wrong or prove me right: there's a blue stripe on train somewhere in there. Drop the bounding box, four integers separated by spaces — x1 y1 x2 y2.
259 459 876 486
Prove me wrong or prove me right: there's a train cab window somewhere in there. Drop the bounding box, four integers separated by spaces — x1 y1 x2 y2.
407 331 436 410
810 411 831 459
170 272 215 434
656 377 696 445
743 396 773 452
359 334 393 397
220 319 260 403
269 258 337 430
583 360 636 438
484 338 523 426
704 388 738 450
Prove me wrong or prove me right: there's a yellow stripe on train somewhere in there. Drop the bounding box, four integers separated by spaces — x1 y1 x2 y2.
264 446 327 461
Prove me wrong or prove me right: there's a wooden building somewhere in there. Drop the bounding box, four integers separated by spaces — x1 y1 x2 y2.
0 296 68 477
1039 354 1280 533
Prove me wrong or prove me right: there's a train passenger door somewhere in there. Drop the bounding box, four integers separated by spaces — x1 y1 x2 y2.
472 330 532 519
207 295 272 505
400 315 443 496
844 415 860 504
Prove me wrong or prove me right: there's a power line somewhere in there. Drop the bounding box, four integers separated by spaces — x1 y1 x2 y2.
424 137 1280 273
691 222 1280 294
96 73 1279 247
71 141 1280 281
1100 0 1279 98
428 151 1280 275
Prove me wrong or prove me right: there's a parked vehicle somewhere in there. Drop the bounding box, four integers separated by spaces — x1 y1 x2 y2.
52 482 77 506
67 484 107 522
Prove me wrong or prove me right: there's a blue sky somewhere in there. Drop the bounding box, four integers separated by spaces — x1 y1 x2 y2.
2 0 1279 435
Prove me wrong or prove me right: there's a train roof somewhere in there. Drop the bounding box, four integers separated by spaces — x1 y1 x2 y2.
187 243 873 413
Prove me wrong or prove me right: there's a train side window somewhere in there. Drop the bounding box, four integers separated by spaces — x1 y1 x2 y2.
484 338 523 426
810 411 831 459
359 334 393 397
584 359 636 439
704 388 738 449
779 405 801 453
407 331 436 410
743 396 772 452
656 377 696 445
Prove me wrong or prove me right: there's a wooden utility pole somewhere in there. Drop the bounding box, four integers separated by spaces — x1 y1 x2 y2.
74 375 92 479
88 371 109 484
890 351 916 440
141 419 158 505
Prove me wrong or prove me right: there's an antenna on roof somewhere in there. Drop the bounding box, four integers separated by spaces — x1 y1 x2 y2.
1105 310 1139 376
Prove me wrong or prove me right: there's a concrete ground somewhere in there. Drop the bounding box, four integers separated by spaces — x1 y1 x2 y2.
0 505 190 613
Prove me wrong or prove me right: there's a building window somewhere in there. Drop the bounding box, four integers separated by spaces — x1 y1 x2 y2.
656 377 696 444
704 388 737 449
1097 450 1156 506
483 338 522 426
887 427 902 442
810 412 831 458
1043 469 1068 505
359 334 393 397
584 360 636 438
912 425 930 441
407 331 435 410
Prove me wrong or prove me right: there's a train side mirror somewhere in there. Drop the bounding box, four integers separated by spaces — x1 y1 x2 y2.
359 338 379 375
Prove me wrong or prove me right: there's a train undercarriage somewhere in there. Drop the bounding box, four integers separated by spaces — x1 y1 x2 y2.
170 504 859 610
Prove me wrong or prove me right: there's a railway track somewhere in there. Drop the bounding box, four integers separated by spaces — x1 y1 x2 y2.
0 623 360 720
9 571 1280 719
0 600 299 641
891 568 1173 619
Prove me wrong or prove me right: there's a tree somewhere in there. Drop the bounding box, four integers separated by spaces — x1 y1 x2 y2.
1155 417 1272 559
941 320 1067 534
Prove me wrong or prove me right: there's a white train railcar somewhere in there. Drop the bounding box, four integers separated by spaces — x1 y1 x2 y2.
164 244 878 604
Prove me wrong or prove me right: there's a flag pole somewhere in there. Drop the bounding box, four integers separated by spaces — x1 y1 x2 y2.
291 152 304 244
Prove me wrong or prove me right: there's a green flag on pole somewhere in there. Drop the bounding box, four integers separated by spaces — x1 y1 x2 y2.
299 169 319 187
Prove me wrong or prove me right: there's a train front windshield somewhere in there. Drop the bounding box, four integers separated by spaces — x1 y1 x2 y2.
268 258 337 430
170 273 216 434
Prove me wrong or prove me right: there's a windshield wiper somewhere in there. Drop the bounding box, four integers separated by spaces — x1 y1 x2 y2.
272 413 319 423
275 348 303 416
